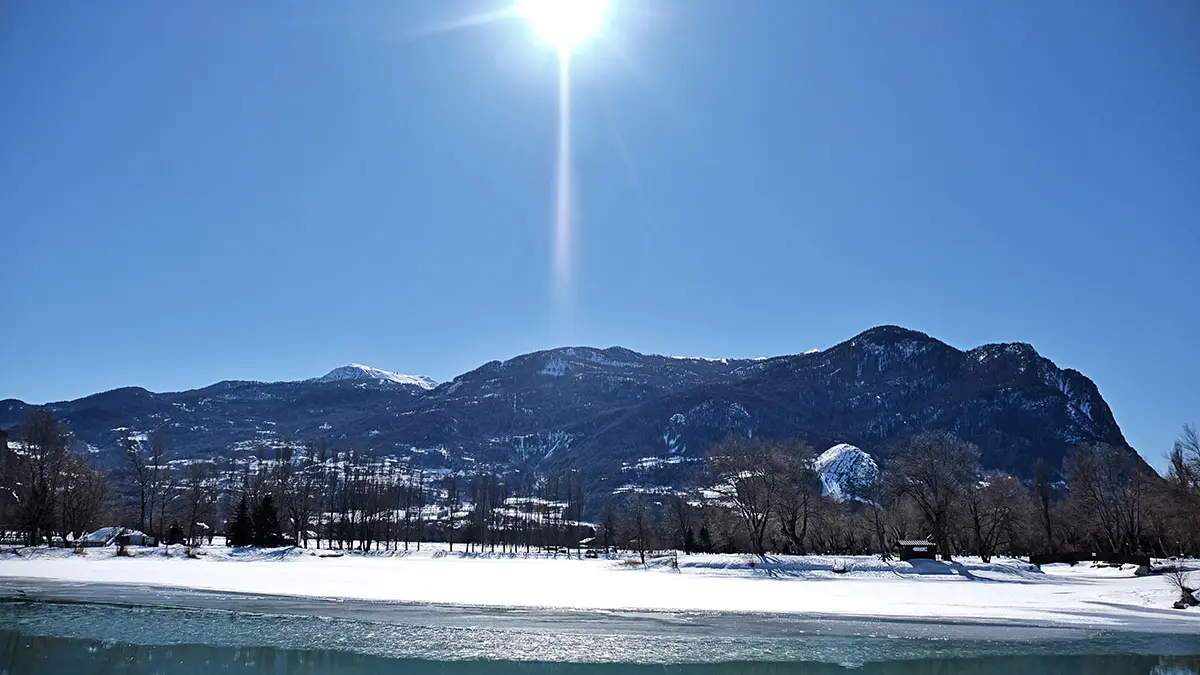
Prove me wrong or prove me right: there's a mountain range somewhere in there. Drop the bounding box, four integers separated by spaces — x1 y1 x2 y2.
0 326 1137 507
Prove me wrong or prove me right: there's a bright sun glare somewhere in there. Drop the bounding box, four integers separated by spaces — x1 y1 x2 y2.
517 0 607 52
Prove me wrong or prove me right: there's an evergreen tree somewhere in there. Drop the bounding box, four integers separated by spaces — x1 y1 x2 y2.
166 521 185 546
229 495 252 547
252 494 284 547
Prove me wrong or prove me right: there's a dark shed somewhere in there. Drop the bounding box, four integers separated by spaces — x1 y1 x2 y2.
895 539 938 561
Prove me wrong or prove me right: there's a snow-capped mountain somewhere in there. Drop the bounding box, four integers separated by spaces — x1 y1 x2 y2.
0 325 1141 514
314 364 436 390
814 444 879 501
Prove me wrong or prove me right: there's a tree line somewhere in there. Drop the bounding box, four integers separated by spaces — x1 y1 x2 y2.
2 409 1199 560
0 411 109 545
597 428 1200 560
0 410 590 553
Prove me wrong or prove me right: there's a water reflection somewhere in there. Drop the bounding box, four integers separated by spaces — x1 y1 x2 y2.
2 632 1199 675
3 590 1200 674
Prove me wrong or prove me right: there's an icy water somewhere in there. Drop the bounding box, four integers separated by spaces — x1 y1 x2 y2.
1 580 1198 674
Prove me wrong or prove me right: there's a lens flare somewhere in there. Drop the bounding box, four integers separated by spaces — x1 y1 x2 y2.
518 0 607 52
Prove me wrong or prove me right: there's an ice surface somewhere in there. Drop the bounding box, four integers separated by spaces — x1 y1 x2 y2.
1 547 1195 633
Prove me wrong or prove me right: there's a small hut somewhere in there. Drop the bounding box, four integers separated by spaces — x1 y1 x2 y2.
83 527 155 547
894 539 937 561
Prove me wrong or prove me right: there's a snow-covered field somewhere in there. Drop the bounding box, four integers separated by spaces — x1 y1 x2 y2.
1 545 1196 633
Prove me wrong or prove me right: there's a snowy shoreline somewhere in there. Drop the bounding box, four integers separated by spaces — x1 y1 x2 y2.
1 546 1197 634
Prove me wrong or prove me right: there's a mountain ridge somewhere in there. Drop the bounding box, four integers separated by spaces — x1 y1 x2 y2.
0 326 1139 509
314 364 437 390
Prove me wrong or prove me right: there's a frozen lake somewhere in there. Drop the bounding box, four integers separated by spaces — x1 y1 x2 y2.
1 580 1198 673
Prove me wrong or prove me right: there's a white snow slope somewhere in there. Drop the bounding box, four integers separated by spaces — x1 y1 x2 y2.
1 547 1195 633
814 444 879 501
315 364 437 389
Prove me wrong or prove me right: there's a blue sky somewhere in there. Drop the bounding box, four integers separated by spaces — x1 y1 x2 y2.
2 1 1196 468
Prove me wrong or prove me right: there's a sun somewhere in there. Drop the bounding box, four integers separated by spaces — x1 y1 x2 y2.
517 0 607 52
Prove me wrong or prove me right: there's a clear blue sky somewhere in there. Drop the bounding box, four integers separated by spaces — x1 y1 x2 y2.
2 1 1197 468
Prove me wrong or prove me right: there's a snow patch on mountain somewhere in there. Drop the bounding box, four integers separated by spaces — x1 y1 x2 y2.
511 430 573 459
666 355 770 364
668 356 734 364
814 444 879 502
582 350 643 369
539 355 568 377
315 364 437 390
1039 365 1095 424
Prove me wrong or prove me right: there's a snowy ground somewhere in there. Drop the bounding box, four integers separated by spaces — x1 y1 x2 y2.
1 545 1196 633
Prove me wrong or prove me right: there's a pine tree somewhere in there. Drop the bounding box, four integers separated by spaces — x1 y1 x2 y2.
229 496 252 547
252 494 284 547
167 521 185 546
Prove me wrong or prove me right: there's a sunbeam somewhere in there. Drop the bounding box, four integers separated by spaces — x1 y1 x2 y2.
516 0 608 299
409 1 613 300
554 53 574 299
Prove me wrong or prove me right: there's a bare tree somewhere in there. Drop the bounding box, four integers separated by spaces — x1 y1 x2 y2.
708 438 780 555
566 470 585 554
123 434 150 533
468 474 489 553
1164 567 1197 607
862 477 896 558
620 494 654 564
1032 457 1055 552
15 410 71 545
316 444 335 549
401 463 414 551
1166 425 1200 556
59 454 109 540
414 468 425 551
666 493 696 553
772 439 822 555
598 502 618 552
1175 424 1200 478
1063 443 1153 554
446 472 461 551
891 431 980 560
147 429 170 540
0 430 18 534
1168 425 1200 501
182 463 217 546
279 444 317 547
964 472 1027 562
